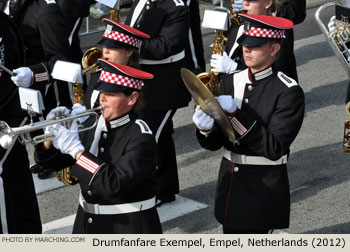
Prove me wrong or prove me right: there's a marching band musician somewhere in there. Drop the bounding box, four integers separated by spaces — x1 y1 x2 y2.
35 59 162 234
84 18 150 110
125 0 191 205
9 0 94 179
192 14 305 233
0 10 41 233
211 0 306 82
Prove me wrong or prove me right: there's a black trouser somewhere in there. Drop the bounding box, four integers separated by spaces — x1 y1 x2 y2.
140 109 179 200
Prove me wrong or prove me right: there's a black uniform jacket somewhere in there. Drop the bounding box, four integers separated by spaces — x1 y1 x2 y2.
16 0 74 87
35 111 162 234
196 66 305 229
277 0 307 25
125 0 191 111
15 0 81 113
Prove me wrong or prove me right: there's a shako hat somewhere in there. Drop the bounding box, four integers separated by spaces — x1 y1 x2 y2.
98 18 150 49
96 58 153 92
238 14 293 47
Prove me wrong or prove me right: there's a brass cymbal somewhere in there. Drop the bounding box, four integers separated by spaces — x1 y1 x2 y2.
180 68 236 142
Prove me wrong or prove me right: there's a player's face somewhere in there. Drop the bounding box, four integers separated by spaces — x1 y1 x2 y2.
243 0 273 15
242 42 279 73
102 47 133 65
99 91 138 121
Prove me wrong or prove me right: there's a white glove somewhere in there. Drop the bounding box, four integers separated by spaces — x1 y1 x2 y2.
210 51 238 74
71 104 89 124
216 95 237 114
192 106 214 132
328 16 337 34
11 67 33 87
49 120 84 159
44 106 70 135
232 0 243 12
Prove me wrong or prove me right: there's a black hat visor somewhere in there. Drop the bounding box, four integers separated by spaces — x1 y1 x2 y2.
238 34 270 47
97 38 130 49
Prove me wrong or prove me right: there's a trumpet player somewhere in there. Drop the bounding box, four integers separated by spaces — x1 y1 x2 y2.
35 59 162 234
211 0 306 82
193 14 305 234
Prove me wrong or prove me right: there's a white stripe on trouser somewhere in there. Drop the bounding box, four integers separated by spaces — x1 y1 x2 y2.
155 110 173 143
188 28 198 69
0 117 28 234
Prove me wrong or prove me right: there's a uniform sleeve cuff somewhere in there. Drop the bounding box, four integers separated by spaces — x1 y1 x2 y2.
29 63 50 85
229 110 256 138
71 150 104 185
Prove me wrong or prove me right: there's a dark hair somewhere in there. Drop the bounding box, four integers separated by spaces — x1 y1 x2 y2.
269 38 282 45
267 0 281 15
125 46 141 69
122 88 144 114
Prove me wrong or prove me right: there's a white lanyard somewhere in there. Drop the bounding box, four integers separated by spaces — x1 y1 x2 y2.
130 0 149 27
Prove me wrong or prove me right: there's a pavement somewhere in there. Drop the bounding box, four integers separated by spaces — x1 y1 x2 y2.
26 0 350 234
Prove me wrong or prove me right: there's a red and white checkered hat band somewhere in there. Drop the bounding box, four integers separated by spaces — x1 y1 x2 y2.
100 70 143 90
103 30 142 48
244 27 285 39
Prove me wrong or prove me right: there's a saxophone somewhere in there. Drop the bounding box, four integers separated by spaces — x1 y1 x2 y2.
196 30 225 96
197 0 241 96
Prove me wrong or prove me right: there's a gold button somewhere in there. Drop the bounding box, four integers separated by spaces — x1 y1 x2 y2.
244 98 249 103
100 147 104 153
102 133 107 138
87 190 92 196
248 85 253 91
234 167 239 172
88 218 93 223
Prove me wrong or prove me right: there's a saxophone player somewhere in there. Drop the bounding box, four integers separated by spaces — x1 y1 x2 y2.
193 14 305 234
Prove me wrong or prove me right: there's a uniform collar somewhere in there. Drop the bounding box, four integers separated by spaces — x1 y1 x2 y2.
248 65 275 82
106 111 137 129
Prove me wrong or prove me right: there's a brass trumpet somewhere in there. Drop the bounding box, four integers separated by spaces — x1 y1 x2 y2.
0 106 103 149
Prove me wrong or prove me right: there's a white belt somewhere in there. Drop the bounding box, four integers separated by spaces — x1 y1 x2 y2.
223 149 288 165
79 193 156 215
140 50 185 65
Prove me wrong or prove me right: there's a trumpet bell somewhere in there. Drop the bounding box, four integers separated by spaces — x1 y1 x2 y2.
0 121 14 149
